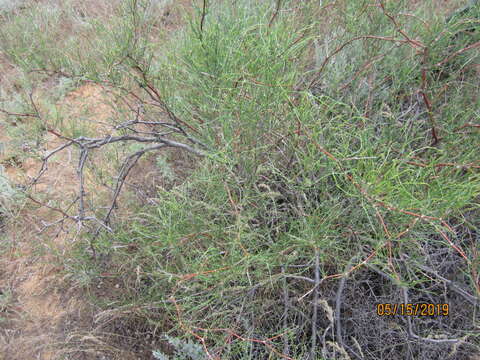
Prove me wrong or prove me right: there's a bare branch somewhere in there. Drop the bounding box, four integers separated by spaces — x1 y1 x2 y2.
281 265 290 357
310 249 320 359
103 143 166 226
284 274 315 283
402 287 462 344
77 148 89 223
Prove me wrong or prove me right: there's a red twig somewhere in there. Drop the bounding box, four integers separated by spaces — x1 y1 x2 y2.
171 296 218 360
435 41 480 67
268 0 282 28
179 266 230 281
300 123 469 262
454 123 480 131
377 1 425 50
192 326 295 360
0 108 39 118
375 209 399 278
419 91 439 145
405 161 480 170
308 35 422 89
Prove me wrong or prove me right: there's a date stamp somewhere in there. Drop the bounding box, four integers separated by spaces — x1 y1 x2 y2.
376 303 449 316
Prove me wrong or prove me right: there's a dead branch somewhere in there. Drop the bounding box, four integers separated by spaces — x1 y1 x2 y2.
435 41 480 67
335 260 349 352
405 259 478 305
77 148 88 224
281 265 290 357
284 274 315 283
310 249 320 359
33 130 205 230
103 143 166 226
28 68 208 249
268 0 282 28
298 249 378 302
402 287 463 344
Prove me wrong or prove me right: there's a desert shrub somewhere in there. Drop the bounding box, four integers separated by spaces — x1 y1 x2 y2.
3 0 478 359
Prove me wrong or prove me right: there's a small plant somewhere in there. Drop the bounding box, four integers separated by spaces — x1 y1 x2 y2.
0 287 13 313
156 156 175 182
0 166 20 220
152 336 206 360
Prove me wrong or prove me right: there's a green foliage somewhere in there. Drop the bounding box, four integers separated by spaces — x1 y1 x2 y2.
65 0 480 357
0 166 20 218
3 0 478 358
152 336 206 360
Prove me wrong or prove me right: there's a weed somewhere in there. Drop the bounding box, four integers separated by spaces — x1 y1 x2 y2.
0 166 20 219
152 336 206 360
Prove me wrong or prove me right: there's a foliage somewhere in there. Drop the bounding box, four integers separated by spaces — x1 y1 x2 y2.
1 0 479 359
152 336 206 360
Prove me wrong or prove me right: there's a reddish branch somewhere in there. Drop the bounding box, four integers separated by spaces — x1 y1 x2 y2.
192 326 295 360
308 34 423 90
300 124 470 262
0 108 39 118
377 1 425 50
268 0 282 28
436 40 480 67
419 90 439 145
454 123 480 131
405 161 480 169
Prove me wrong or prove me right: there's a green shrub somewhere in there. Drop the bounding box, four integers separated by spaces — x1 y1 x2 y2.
38 0 480 358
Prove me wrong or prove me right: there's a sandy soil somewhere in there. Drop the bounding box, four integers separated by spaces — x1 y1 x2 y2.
0 82 115 360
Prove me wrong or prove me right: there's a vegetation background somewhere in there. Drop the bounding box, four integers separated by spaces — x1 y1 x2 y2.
0 0 479 359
